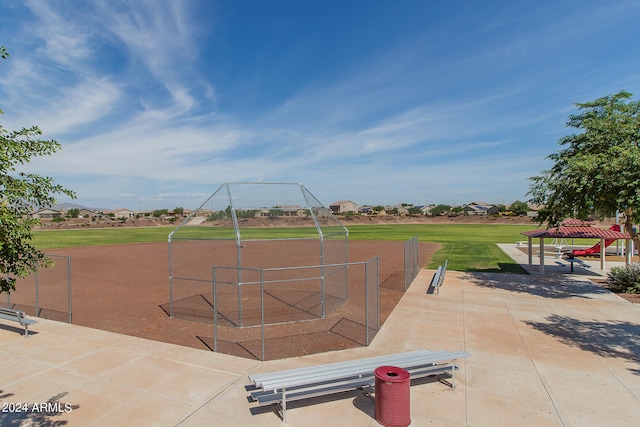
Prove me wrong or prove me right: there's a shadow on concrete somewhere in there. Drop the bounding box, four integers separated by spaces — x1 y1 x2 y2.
467 262 529 274
462 272 611 300
0 391 79 426
525 314 640 373
0 324 40 337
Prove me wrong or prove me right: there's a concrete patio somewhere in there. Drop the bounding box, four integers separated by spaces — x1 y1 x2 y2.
1 249 640 426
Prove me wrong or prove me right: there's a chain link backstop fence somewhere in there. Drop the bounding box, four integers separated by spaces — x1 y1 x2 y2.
5 254 72 323
205 258 378 360
404 235 419 291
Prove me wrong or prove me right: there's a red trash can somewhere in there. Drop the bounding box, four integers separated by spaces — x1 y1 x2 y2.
374 365 411 427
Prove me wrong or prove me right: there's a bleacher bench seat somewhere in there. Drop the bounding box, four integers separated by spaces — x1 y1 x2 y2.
248 349 469 422
0 307 38 337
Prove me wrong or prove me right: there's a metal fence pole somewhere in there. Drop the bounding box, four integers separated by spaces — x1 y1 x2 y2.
261 268 265 361
320 236 325 318
375 256 380 331
345 233 349 300
213 266 218 352
237 269 243 327
67 256 72 324
365 260 369 345
403 236 419 291
404 239 408 291
35 268 39 317
415 237 419 281
168 238 174 318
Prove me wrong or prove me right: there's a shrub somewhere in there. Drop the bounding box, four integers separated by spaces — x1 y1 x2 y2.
208 211 226 221
607 263 640 293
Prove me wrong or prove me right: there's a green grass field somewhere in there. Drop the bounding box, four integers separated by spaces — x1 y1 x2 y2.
33 223 535 273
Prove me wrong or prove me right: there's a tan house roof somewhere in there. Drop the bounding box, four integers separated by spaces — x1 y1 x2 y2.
330 200 358 213
31 208 63 219
107 208 136 218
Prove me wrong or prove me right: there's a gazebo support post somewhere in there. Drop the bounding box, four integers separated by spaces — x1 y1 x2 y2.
528 237 533 266
626 239 632 266
600 238 606 270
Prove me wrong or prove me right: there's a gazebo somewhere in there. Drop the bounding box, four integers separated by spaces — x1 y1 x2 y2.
521 220 632 273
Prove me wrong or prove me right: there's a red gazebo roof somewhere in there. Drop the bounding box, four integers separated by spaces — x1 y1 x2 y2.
521 225 630 240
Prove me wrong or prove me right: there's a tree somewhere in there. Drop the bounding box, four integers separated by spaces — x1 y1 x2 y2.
430 204 451 216
152 208 169 217
208 211 225 221
1 115 76 294
67 208 80 218
236 209 257 219
528 90 640 248
509 200 529 216
268 208 284 218
407 206 423 215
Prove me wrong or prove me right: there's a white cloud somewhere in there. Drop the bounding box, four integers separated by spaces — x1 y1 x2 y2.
26 0 94 67
97 0 205 115
5 1 638 210
33 78 122 135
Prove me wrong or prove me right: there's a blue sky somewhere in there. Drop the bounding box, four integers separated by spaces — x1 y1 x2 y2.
1 0 639 211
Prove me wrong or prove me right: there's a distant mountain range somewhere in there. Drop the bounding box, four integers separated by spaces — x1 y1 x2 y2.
53 202 112 212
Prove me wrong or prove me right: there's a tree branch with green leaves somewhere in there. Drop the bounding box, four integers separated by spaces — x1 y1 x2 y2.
528 90 640 248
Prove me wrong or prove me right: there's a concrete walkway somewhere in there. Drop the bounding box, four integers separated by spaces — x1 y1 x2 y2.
499 243 631 277
2 261 640 425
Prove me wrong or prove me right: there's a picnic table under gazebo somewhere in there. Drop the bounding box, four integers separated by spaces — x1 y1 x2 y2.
521 220 632 273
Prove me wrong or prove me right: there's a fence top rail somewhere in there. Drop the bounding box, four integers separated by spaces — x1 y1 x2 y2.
171 276 222 283
240 237 322 242
173 235 347 243
212 258 377 273
44 254 71 259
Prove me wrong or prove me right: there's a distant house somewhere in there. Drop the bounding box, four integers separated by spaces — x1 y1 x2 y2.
257 205 306 218
194 208 211 217
463 202 500 216
32 208 63 219
359 205 375 215
420 205 435 216
384 205 410 216
109 208 136 219
526 204 542 218
395 205 410 216
330 200 359 214
359 205 386 215
279 205 306 217
78 208 101 218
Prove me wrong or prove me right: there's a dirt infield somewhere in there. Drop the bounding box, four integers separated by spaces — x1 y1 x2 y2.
10 241 438 360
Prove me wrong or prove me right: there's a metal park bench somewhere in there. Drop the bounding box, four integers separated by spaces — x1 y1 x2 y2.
0 307 38 337
248 349 469 422
429 259 448 294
